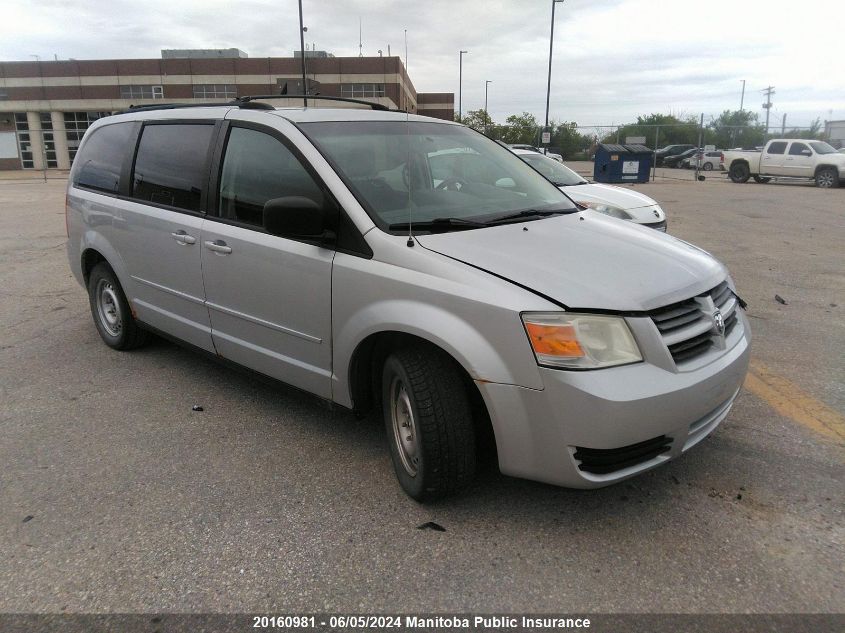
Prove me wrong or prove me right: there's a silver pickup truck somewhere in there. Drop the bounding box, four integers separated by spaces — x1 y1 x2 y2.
724 139 844 188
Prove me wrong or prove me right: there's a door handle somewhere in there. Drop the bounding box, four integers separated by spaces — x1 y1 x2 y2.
204 240 232 255
171 230 196 245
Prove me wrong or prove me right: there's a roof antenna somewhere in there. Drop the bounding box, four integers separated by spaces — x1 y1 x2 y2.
404 28 413 248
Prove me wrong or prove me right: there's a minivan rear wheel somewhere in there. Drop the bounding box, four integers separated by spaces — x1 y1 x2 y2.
87 262 148 350
381 346 476 501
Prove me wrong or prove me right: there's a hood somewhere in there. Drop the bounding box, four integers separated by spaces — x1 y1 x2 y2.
416 211 726 312
563 183 665 222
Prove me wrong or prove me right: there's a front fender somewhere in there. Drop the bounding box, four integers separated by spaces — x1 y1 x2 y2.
332 298 544 408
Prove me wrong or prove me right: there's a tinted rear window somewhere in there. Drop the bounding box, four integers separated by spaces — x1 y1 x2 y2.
74 122 134 193
767 142 787 155
131 124 215 212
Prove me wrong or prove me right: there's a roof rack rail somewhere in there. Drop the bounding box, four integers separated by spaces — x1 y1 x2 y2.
123 101 273 114
235 94 389 111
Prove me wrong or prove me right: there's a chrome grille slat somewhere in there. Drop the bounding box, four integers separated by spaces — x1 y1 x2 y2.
649 280 741 366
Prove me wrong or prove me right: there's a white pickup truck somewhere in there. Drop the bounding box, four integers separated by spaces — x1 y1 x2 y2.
723 139 845 188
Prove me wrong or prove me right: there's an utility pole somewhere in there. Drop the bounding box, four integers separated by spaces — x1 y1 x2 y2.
739 79 745 112
762 85 775 136
781 113 787 136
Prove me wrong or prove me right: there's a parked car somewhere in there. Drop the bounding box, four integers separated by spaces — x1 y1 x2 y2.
723 139 845 187
66 101 750 500
509 143 563 162
663 147 699 168
689 150 723 171
512 149 667 231
655 144 696 166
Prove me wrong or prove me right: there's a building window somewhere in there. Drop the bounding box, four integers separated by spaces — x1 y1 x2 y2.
40 112 58 168
340 83 385 98
0 89 8 101
64 112 111 164
119 85 164 100
14 113 34 169
192 84 237 99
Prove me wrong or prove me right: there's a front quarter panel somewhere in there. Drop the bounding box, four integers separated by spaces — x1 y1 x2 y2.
331 234 553 407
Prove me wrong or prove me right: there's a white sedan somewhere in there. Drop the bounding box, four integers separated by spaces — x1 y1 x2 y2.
512 149 667 231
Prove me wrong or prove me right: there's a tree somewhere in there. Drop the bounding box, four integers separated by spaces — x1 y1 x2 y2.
461 109 493 134
602 113 700 148
782 117 825 140
499 112 540 144
708 110 765 149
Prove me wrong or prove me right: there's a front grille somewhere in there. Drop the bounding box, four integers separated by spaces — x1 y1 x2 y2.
573 435 673 474
649 280 740 366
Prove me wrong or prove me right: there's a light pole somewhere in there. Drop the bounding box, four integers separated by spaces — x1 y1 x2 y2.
484 80 492 135
544 0 564 153
739 79 745 112
297 0 307 106
458 50 468 121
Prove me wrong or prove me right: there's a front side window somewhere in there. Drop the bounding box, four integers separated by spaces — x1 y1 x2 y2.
810 141 837 155
73 122 135 193
300 121 574 232
788 142 810 156
767 141 787 155
131 124 214 212
218 126 324 227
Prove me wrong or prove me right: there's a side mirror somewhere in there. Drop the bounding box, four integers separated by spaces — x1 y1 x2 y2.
263 197 334 240
801 149 812 157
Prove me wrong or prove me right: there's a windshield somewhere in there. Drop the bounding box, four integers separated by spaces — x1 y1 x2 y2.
517 152 586 186
810 141 837 155
299 120 576 232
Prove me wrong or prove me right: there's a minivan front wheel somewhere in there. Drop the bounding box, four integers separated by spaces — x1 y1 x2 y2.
381 346 476 501
87 262 148 350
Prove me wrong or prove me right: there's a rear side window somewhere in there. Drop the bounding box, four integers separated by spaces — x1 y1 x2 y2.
788 142 809 155
767 142 787 155
218 126 324 227
131 124 214 212
74 122 134 193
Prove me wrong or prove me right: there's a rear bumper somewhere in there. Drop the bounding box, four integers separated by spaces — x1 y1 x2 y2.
477 313 750 488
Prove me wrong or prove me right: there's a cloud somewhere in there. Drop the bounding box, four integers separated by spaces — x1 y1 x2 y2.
0 0 840 126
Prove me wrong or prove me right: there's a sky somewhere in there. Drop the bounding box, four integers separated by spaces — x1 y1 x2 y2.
1 0 841 128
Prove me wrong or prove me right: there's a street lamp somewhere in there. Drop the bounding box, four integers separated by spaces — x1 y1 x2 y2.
458 50 468 121
297 0 307 107
484 80 492 134
544 0 565 153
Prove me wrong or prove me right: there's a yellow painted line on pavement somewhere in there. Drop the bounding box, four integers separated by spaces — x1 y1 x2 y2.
744 360 845 444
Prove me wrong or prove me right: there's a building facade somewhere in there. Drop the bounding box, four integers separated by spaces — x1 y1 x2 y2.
0 50 455 170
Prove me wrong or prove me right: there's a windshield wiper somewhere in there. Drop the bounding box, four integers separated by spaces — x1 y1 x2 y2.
388 217 489 232
486 207 576 225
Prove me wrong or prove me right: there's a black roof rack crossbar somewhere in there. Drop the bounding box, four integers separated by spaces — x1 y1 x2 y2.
235 94 389 111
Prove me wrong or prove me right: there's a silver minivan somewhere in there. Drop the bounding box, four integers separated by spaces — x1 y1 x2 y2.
66 100 750 500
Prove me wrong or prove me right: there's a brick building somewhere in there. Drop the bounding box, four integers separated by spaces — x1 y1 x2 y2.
0 49 455 170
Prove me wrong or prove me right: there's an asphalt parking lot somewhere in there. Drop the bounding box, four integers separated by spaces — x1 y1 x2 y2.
0 174 842 614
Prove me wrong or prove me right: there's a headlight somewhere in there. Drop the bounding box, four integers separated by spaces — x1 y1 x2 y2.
521 312 642 369
577 201 632 220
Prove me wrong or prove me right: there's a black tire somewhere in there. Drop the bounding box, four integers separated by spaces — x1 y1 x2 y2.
703 162 713 171
753 175 771 184
729 162 751 183
87 262 148 350
815 167 840 188
381 345 476 501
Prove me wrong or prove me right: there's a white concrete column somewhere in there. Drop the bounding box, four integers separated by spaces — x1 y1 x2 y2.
51 111 71 170
25 111 46 170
